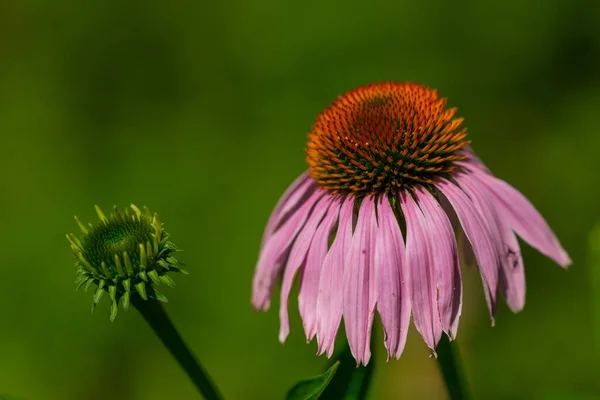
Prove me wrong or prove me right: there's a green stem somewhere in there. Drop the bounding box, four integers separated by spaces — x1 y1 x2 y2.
132 296 223 400
435 335 469 400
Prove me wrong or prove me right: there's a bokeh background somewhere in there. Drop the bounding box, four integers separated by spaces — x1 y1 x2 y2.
1 0 600 398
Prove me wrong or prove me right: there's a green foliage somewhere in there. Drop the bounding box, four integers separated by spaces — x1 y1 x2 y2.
436 336 469 400
286 362 340 400
320 345 374 400
287 345 374 400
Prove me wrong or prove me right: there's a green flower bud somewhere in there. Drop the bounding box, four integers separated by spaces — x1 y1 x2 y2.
68 204 187 321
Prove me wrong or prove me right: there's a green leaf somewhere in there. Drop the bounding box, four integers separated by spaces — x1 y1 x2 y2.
287 343 374 400
286 361 340 400
320 344 374 400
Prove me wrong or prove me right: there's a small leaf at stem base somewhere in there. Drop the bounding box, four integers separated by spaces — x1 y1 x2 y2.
286 362 340 400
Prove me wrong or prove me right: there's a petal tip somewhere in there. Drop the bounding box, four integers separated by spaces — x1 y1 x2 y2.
509 304 525 314
558 251 572 269
278 330 289 344
251 296 270 311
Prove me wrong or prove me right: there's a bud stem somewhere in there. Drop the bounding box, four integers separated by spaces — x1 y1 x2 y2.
132 296 223 400
435 335 469 400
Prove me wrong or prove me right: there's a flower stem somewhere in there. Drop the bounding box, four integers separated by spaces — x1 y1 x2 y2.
132 296 223 400
435 335 469 400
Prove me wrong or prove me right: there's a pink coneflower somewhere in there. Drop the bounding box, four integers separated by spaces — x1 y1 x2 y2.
252 82 570 365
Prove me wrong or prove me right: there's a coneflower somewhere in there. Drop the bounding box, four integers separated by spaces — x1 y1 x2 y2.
252 82 570 365
68 205 222 400
68 204 185 321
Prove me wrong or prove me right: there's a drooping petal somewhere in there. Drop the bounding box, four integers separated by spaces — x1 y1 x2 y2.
467 167 571 267
415 187 462 340
285 195 334 275
436 178 500 321
400 192 442 352
438 190 477 267
252 189 324 310
316 198 354 357
278 194 334 342
343 196 378 365
499 226 526 312
456 173 526 313
261 172 313 249
375 196 410 359
299 198 342 341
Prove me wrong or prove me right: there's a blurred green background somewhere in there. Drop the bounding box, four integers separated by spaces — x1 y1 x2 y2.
1 0 599 398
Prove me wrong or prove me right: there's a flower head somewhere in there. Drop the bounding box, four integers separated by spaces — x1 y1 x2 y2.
307 83 468 195
68 204 186 321
253 82 571 365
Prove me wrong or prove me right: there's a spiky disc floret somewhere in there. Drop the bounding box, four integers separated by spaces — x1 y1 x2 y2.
306 82 470 196
68 204 187 321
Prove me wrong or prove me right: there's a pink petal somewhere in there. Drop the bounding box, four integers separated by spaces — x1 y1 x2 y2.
415 187 462 340
456 173 526 313
316 198 354 358
375 196 410 359
278 194 334 342
252 189 324 310
438 191 476 267
436 178 500 322
469 167 571 267
299 198 342 341
261 172 313 249
400 192 442 352
285 195 334 273
343 196 378 366
499 225 526 312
